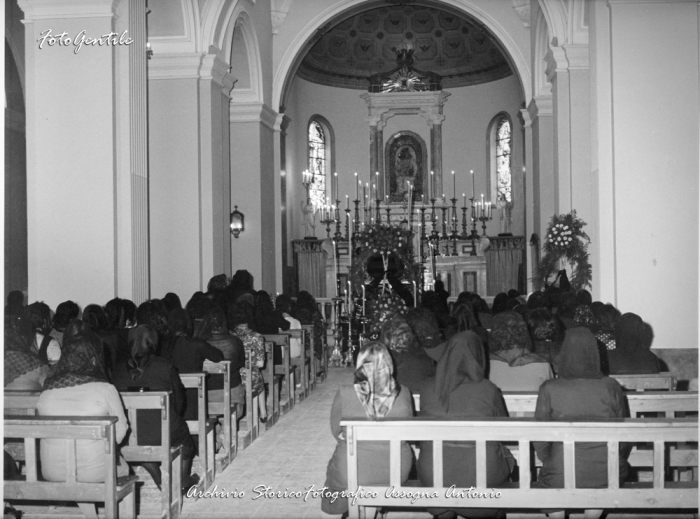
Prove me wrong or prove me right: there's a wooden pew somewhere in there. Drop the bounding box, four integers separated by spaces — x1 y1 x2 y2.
264 340 281 426
120 391 182 519
202 360 238 470
178 373 216 494
612 372 680 391
4 415 138 519
263 334 295 412
301 324 319 389
4 389 41 415
282 328 310 400
241 349 261 444
342 417 698 519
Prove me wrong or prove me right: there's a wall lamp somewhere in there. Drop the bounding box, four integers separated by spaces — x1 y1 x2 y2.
230 206 245 238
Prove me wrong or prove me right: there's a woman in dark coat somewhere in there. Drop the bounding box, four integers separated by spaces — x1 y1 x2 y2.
253 290 289 334
111 325 199 492
322 343 414 516
379 318 435 393
534 327 630 495
417 331 512 518
608 313 660 374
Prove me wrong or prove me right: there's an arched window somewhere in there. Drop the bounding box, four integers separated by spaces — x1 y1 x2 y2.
488 113 512 203
307 116 335 209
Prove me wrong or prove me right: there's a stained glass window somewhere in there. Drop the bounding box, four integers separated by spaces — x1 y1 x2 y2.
496 117 511 202
308 120 326 209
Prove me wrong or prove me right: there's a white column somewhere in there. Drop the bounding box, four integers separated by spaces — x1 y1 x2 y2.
519 108 535 293
229 102 280 293
527 96 554 249
19 0 149 307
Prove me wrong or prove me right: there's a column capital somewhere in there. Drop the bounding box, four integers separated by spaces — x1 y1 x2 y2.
527 96 553 122
229 102 279 131
544 45 568 83
274 113 292 134
200 53 236 94
518 107 532 128
562 44 589 70
18 0 121 20
419 111 446 127
148 52 204 80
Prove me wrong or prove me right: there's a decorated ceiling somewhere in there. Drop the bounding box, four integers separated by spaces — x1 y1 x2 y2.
297 5 513 90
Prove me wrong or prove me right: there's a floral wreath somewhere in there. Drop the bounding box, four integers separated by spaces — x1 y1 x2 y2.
365 290 408 338
538 210 592 291
349 224 417 291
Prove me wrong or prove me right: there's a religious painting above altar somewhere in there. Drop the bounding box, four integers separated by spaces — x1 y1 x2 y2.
385 131 427 204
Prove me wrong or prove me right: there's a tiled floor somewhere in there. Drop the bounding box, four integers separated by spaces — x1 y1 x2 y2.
179 366 353 519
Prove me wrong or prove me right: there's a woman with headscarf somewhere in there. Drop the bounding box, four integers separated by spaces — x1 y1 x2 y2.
526 308 564 371
5 314 49 390
534 327 630 497
608 313 660 374
573 305 610 375
291 291 326 363
37 324 129 482
379 318 435 393
253 290 290 334
322 343 414 515
417 331 512 518
488 311 553 392
111 325 199 493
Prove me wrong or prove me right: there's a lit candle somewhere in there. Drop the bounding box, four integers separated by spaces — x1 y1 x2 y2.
463 193 467 208
470 170 475 199
355 173 359 199
346 194 349 209
451 170 455 199
430 171 434 199
442 194 446 205
375 171 380 199
334 172 338 201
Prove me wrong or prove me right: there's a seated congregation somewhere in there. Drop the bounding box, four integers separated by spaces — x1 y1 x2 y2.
4 276 696 519
3 269 326 517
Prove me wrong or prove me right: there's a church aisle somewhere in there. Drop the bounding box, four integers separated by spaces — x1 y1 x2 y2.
180 367 353 519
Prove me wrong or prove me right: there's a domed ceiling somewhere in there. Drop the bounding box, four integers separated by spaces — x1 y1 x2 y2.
297 5 513 90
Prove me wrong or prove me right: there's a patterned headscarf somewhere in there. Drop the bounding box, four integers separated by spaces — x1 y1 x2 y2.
379 318 417 355
488 311 532 353
573 305 596 329
5 317 45 386
353 342 400 419
435 331 485 412
44 329 107 390
557 327 603 380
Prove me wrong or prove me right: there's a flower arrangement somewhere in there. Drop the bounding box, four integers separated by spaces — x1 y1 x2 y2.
538 210 592 290
350 223 417 291
362 225 408 254
365 290 408 337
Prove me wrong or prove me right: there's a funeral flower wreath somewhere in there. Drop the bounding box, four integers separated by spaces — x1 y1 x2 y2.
538 210 592 291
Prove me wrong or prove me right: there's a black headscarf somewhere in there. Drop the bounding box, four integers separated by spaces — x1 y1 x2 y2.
126 325 158 381
435 331 485 412
556 327 603 380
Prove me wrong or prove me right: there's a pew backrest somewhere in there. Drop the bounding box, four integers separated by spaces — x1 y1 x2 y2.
4 415 137 518
4 390 41 415
341 417 698 518
612 372 679 391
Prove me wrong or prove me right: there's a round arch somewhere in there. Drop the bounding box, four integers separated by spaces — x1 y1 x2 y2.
272 0 532 112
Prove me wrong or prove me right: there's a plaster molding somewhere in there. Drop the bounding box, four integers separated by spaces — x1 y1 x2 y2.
361 91 450 130
518 107 533 128
200 53 236 91
562 44 589 70
18 0 120 20
147 52 204 80
271 10 288 35
527 96 553 122
274 113 291 134
512 0 531 28
229 102 279 131
544 45 567 82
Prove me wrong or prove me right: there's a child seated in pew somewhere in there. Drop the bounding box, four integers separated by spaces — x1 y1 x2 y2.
533 327 631 519
111 324 200 493
37 323 130 482
322 343 414 516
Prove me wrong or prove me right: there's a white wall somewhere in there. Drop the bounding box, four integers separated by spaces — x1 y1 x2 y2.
600 0 699 348
285 75 524 246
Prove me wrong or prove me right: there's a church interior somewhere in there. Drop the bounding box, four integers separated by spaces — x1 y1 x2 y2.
4 0 700 518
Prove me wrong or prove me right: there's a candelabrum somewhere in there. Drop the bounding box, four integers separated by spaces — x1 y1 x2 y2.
334 200 343 241
328 299 343 367
478 209 493 236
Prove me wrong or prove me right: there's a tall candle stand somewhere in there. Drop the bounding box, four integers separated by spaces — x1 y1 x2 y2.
375 198 382 224
353 200 361 234
345 207 351 241
469 198 480 256
460 206 470 240
334 200 343 241
385 204 391 223
440 204 449 240
430 198 440 244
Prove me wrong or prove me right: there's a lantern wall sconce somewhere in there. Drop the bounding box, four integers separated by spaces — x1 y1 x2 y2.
230 206 244 238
